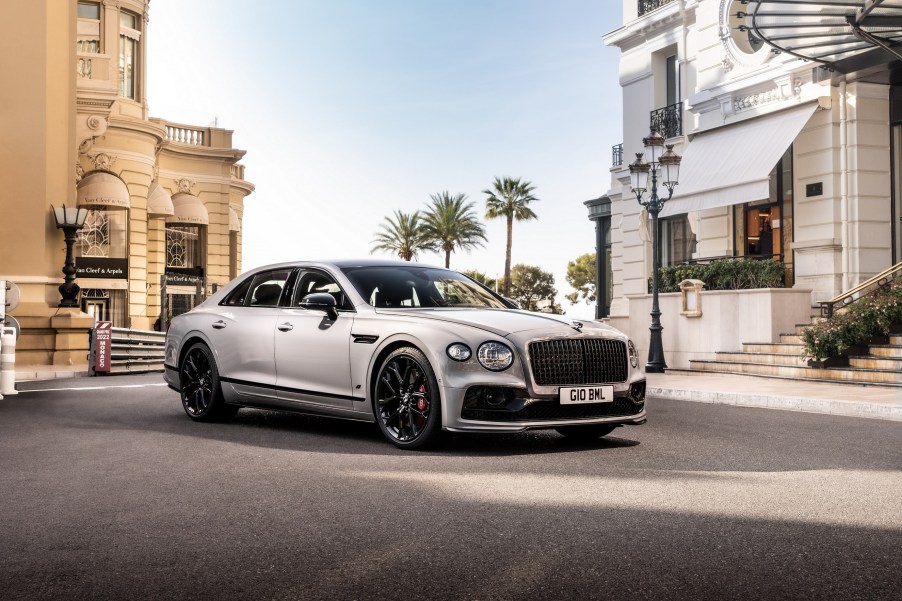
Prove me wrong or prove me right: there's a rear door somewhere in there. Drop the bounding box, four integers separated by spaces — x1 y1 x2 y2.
212 268 295 392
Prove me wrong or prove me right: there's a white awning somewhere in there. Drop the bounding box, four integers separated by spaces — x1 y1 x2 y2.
229 207 241 232
660 103 819 217
76 171 131 209
166 192 209 225
147 182 174 218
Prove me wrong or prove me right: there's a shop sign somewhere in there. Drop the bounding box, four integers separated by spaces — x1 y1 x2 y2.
77 257 128 279
165 267 204 285
94 321 112 373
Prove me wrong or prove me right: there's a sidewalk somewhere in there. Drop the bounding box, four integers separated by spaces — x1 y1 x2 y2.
8 364 902 422
647 372 902 422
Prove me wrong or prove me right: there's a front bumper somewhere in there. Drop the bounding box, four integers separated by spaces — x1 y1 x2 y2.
441 380 646 433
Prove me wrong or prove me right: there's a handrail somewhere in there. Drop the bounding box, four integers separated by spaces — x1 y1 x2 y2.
817 260 902 317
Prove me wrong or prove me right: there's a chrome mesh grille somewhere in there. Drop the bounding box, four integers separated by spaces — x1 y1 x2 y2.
528 338 628 385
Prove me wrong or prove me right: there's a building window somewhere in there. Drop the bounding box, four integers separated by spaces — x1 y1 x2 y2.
661 215 696 266
166 226 202 269
733 146 794 285
77 209 127 258
119 10 141 99
77 2 101 56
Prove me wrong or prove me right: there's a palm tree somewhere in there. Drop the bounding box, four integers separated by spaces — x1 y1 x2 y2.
422 192 487 268
371 210 433 261
483 176 539 296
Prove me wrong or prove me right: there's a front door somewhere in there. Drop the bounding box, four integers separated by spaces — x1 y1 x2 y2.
274 269 355 409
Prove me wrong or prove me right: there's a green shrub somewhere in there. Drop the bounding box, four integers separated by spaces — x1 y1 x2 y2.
652 258 785 293
802 281 902 360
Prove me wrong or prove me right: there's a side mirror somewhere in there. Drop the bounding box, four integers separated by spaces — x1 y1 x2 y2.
299 292 339 321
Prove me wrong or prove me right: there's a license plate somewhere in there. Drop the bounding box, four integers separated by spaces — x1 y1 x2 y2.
560 385 614 404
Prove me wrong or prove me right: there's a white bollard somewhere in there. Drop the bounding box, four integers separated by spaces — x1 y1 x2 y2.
1 327 17 396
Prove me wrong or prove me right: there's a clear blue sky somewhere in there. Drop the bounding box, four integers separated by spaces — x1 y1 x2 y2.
147 0 623 317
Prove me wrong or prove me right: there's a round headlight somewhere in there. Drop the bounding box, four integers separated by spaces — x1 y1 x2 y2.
477 341 514 371
446 343 472 362
628 339 639 368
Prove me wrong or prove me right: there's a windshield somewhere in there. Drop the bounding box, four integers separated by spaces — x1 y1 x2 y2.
341 266 510 309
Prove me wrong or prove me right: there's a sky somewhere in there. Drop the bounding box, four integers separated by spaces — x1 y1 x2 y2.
146 0 624 318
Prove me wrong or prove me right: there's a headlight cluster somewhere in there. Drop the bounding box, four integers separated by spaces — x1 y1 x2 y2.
446 343 472 362
628 339 639 368
477 341 513 371
446 341 514 371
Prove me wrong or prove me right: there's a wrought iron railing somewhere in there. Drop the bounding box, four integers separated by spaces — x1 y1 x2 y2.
638 0 676 17
818 261 902 317
650 101 683 139
612 143 623 166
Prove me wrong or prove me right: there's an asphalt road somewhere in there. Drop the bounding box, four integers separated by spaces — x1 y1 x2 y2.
1 374 900 600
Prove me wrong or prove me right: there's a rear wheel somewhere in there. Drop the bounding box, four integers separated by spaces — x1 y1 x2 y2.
555 423 618 440
373 347 441 450
179 343 238 422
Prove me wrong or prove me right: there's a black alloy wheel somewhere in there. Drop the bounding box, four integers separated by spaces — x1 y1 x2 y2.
179 343 238 422
374 347 441 449
555 423 618 440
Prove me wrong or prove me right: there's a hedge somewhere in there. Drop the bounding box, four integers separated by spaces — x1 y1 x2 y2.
652 258 785 293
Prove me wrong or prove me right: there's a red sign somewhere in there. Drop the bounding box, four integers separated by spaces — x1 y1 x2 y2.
94 321 112 373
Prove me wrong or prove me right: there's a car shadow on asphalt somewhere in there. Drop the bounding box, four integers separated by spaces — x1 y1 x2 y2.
219 407 642 457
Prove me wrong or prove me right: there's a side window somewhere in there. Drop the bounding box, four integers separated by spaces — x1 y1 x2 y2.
221 277 254 306
293 270 352 310
247 269 293 307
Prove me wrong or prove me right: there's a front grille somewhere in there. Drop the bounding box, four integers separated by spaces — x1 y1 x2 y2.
528 338 628 385
462 397 642 422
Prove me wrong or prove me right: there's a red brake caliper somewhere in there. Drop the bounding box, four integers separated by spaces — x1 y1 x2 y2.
417 384 427 412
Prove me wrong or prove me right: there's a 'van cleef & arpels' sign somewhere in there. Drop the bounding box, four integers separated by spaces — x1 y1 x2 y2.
76 257 128 279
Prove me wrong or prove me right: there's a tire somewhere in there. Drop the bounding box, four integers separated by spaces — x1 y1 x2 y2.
179 342 239 422
555 423 618 440
373 347 441 450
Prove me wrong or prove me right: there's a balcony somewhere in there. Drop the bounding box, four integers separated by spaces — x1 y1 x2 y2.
638 0 677 17
612 143 623 167
650 101 682 140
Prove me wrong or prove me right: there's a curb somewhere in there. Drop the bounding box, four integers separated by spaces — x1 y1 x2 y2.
648 386 902 422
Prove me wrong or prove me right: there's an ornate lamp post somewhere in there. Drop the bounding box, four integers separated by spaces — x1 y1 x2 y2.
628 132 681 373
52 204 89 308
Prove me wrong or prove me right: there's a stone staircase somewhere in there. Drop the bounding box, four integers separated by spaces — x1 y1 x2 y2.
674 321 902 386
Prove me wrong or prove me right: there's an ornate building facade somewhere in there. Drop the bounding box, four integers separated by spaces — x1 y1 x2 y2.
602 0 899 366
1 0 254 366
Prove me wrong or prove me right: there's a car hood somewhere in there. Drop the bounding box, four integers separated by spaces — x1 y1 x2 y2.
373 307 627 340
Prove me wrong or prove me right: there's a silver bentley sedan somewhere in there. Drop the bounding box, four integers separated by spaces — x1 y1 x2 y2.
163 260 646 449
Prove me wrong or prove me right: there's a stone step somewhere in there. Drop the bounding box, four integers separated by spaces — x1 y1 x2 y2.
890 335 902 346
715 352 809 366
665 367 902 388
779 333 803 344
688 360 902 384
848 355 902 370
741 342 804 354
870 345 902 358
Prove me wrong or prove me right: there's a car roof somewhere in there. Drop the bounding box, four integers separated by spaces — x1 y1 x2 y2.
245 259 449 272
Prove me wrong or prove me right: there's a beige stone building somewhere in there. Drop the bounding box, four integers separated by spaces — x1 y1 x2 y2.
0 0 254 367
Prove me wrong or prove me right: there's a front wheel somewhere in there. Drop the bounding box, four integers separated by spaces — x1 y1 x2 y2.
179 343 238 422
373 347 441 450
555 423 618 440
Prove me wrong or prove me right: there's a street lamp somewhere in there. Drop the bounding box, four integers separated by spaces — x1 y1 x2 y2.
629 132 681 373
52 204 89 308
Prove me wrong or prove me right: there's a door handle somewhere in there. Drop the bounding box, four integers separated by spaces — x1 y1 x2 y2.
278 322 294 332
212 320 227 329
